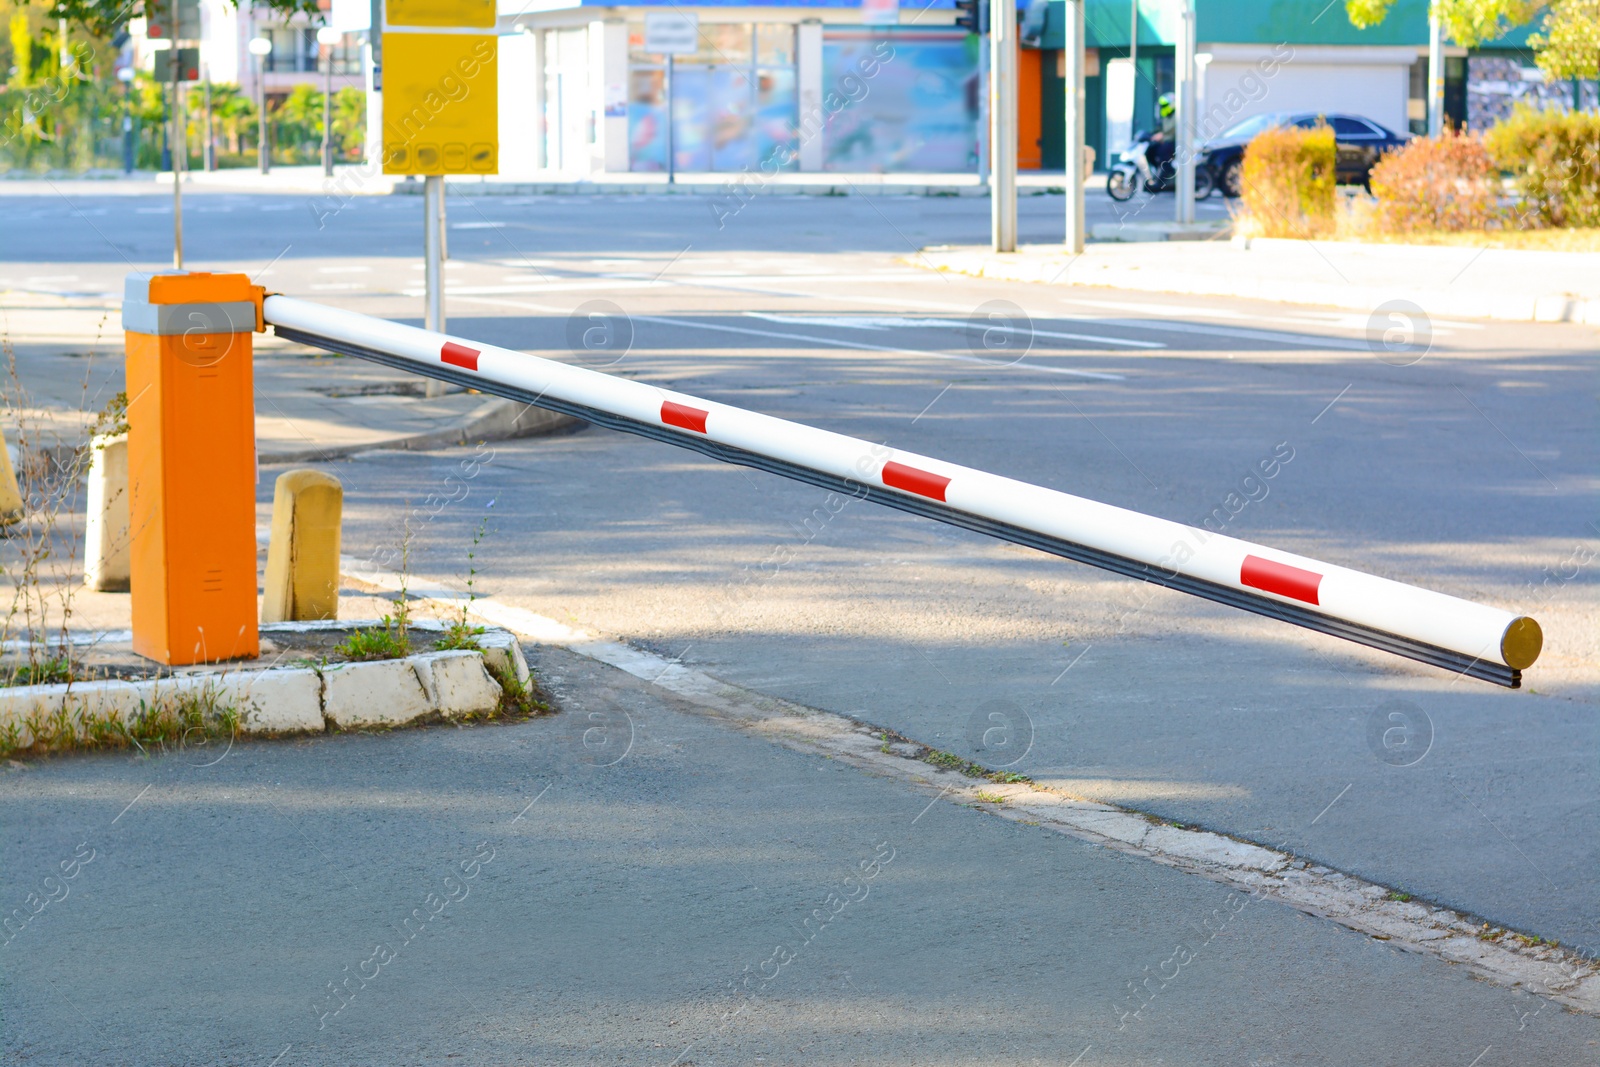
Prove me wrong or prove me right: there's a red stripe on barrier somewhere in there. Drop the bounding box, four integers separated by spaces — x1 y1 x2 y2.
661 401 709 434
1241 555 1322 605
882 461 951 502
441 342 480 371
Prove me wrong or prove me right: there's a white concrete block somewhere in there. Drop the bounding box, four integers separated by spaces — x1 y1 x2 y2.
84 433 130 592
477 630 530 685
322 659 433 728
411 651 502 719
223 668 326 734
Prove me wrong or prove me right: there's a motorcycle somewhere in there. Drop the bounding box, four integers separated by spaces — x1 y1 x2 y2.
1106 131 1215 202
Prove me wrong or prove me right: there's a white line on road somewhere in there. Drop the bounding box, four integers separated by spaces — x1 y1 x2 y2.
629 313 1130 379
744 312 1165 350
443 294 1129 380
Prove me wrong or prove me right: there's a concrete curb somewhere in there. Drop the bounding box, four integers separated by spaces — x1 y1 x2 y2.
258 397 582 465
0 622 530 747
914 246 1600 326
342 561 1600 1017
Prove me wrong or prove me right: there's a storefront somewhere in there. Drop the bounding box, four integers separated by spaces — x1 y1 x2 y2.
494 0 978 177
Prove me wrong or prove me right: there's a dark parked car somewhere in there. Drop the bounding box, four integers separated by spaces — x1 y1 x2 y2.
1201 112 1409 198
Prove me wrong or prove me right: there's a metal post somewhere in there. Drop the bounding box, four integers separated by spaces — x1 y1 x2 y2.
990 0 1017 252
977 38 989 186
322 37 334 176
1128 0 1137 74
1427 13 1444 136
171 0 183 270
423 175 446 397
257 54 270 174
1173 0 1196 226
122 77 134 175
1063 0 1085 254
666 54 676 184
203 69 214 171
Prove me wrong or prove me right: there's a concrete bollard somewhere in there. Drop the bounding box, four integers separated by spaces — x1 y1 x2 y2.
0 426 23 525
84 433 131 591
262 469 343 623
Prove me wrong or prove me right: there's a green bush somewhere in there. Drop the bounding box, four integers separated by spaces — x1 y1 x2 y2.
1369 130 1503 233
1239 123 1336 238
1485 105 1600 229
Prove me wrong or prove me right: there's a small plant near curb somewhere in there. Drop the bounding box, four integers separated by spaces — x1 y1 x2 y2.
467 661 550 722
436 504 494 653
335 617 412 661
4 654 76 688
337 516 416 661
973 790 1007 805
1386 891 1413 903
0 687 240 759
921 748 1032 785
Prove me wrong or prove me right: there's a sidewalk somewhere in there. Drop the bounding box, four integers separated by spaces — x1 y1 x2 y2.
915 237 1600 325
0 290 576 463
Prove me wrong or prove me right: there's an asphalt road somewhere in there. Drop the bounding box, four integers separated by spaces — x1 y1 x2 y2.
4 644 1597 1066
2 184 1597 1000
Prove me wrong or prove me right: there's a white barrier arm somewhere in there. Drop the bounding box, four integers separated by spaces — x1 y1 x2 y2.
263 295 1542 688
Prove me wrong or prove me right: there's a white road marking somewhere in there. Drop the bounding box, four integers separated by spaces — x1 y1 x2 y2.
745 312 1165 350
628 313 1130 379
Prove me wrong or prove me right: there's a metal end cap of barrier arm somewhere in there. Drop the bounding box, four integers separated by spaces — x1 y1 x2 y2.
1501 616 1543 671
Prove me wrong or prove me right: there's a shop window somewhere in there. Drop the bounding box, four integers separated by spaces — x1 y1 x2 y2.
821 28 979 173
627 20 798 173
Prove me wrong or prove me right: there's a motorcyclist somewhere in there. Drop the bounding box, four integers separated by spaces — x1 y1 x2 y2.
1147 93 1177 176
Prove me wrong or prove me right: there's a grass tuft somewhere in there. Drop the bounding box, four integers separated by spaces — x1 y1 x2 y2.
0 686 240 760
335 615 411 661
921 748 1032 785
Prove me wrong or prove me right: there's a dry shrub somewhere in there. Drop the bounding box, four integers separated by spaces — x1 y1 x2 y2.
1485 104 1600 229
1239 123 1336 238
1368 131 1503 234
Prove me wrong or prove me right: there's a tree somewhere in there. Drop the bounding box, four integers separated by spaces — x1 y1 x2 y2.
1344 0 1542 48
18 0 320 39
1529 0 1600 80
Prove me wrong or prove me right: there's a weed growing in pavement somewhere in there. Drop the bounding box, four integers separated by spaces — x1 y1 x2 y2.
4 654 74 687
0 331 126 689
973 790 1007 805
476 661 549 721
0 685 240 760
435 503 492 653
1385 891 1413 903
334 623 411 661
338 514 417 661
921 747 1032 784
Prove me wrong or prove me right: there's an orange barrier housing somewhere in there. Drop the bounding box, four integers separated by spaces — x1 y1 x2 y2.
123 272 264 665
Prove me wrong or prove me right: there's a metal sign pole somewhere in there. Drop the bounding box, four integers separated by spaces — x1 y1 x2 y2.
1063 0 1085 254
990 0 1017 252
666 54 676 184
1173 0 1196 226
424 175 444 334
171 0 183 269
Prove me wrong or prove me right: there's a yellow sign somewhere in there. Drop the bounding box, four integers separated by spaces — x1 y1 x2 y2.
386 0 495 29
381 33 498 176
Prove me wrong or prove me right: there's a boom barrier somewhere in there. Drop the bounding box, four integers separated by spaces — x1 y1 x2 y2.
262 294 1541 688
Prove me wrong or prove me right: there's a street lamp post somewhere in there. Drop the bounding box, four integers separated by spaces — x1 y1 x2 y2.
317 26 342 177
248 35 273 174
117 65 135 175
